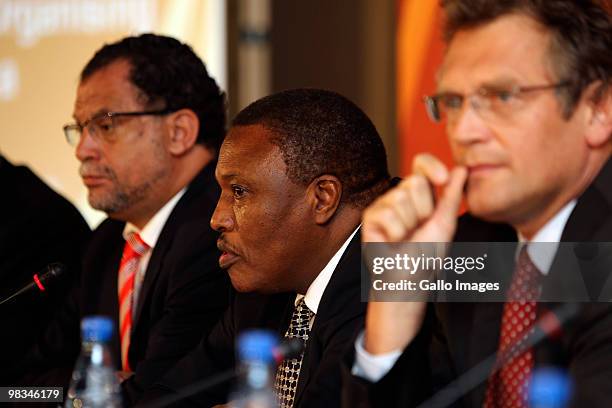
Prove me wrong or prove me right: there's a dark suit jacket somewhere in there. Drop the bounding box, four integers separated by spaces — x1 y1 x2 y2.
343 158 612 408
20 160 231 405
143 230 366 407
0 155 91 383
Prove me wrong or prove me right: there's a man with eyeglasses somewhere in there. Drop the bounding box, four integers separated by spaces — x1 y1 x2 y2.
344 1 612 407
21 34 230 404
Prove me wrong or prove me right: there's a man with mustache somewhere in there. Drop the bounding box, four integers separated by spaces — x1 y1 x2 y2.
21 34 230 404
142 88 391 407
345 0 612 407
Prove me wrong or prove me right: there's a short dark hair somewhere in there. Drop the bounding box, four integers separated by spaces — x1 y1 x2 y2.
232 88 391 209
81 33 226 152
441 0 612 117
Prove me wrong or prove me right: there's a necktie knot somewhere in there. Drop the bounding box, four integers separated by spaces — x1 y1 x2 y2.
508 245 541 302
125 232 149 258
287 297 314 340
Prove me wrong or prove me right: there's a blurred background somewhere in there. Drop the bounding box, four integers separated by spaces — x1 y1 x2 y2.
0 0 451 227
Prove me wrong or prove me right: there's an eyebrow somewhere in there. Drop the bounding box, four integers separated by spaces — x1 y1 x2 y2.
215 171 240 182
73 108 111 125
437 77 520 94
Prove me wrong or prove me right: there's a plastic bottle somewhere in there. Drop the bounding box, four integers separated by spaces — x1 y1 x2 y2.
64 316 122 408
229 329 279 408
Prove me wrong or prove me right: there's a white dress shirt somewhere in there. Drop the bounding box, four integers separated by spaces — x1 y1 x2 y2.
294 226 360 328
352 200 577 382
122 188 186 314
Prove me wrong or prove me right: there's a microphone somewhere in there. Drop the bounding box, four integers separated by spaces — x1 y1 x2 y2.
417 303 579 408
0 263 66 306
146 336 306 408
273 337 305 363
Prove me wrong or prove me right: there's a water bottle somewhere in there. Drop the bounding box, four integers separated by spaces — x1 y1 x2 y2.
65 316 122 408
229 329 279 408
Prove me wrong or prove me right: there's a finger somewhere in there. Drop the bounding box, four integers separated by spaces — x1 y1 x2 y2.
412 153 449 186
406 174 435 222
379 184 419 234
362 202 413 242
361 220 389 243
431 166 468 234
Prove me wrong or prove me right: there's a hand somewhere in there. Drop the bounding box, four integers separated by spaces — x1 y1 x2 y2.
362 153 467 243
363 154 467 354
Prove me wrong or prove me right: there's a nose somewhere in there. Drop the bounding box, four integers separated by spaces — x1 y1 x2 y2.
210 196 235 232
75 128 100 162
447 99 491 146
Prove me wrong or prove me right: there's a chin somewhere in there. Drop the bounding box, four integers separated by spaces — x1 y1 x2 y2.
466 193 513 223
229 279 255 293
228 269 261 293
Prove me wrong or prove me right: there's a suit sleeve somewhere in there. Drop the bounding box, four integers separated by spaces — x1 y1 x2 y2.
341 305 436 408
567 304 612 408
0 166 90 385
295 311 365 408
136 292 237 407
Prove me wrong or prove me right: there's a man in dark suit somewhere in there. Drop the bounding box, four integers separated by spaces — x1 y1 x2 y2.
142 89 391 407
0 155 90 383
345 1 612 407
19 34 231 404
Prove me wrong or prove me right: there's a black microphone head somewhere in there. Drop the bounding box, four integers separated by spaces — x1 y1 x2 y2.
38 263 66 285
274 337 305 363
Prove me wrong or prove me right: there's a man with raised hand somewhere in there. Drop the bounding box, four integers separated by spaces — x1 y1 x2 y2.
347 1 612 407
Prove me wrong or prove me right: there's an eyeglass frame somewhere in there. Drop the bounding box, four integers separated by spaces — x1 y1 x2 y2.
63 108 177 146
423 81 570 124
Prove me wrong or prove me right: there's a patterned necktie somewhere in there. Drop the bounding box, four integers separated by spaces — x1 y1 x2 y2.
118 232 149 372
484 245 541 408
274 297 314 408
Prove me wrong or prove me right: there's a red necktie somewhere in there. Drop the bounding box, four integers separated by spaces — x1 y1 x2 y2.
118 232 149 372
484 246 541 408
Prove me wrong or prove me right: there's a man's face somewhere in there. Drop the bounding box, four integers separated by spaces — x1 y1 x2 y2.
73 59 171 221
211 125 311 293
439 14 589 229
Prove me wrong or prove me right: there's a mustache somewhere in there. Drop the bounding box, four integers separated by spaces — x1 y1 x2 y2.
217 237 241 256
79 161 115 178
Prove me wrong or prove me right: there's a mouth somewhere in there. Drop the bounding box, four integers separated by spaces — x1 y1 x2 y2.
466 164 502 177
80 175 108 188
217 240 241 269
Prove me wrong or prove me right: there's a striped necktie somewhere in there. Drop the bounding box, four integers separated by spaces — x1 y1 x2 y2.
117 232 149 371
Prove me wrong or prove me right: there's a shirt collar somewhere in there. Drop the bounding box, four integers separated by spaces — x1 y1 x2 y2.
296 226 360 314
517 199 577 274
122 188 187 248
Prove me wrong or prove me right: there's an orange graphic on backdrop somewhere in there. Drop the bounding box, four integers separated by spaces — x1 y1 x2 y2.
397 0 453 176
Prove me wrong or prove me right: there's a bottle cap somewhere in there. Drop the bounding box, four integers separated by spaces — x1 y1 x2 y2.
237 329 278 363
81 316 114 342
528 366 573 408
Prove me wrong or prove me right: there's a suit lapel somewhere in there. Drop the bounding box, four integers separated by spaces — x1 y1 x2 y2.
131 161 217 329
561 158 612 242
293 231 363 406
